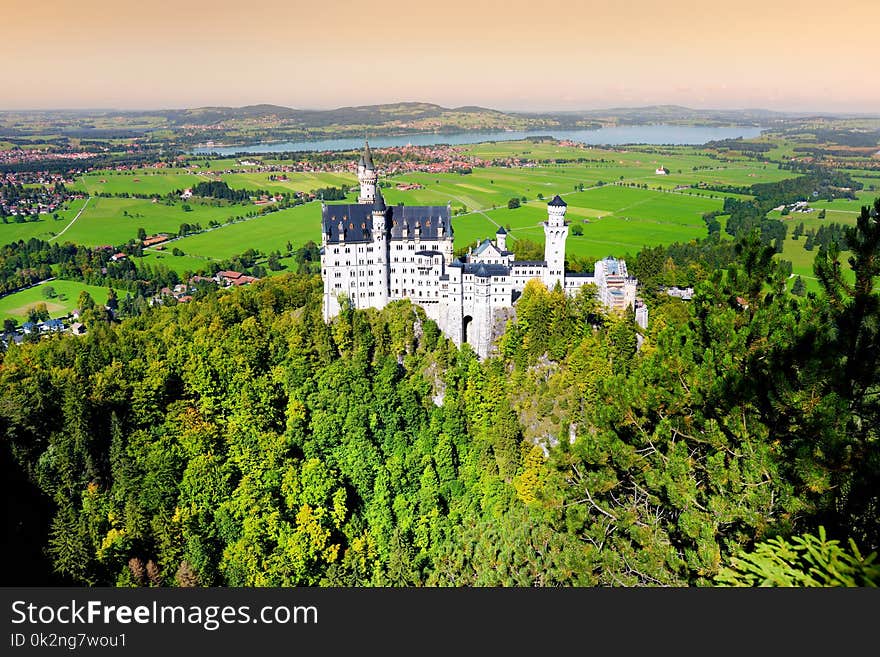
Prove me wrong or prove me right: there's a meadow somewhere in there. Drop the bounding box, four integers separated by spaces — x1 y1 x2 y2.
772 190 877 291
5 138 855 297
75 169 358 198
167 203 320 260
47 197 261 247
0 279 124 322
0 197 90 243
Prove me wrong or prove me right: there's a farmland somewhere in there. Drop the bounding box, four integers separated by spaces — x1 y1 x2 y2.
0 196 90 243
2 137 877 299
770 190 877 291
0 279 124 322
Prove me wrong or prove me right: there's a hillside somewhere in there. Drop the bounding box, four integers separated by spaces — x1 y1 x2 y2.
0 103 839 148
2 198 880 587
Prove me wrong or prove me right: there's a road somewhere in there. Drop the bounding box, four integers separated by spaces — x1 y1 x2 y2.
49 196 91 242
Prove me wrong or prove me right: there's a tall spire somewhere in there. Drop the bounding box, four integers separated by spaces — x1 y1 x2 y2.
363 139 374 170
373 185 386 212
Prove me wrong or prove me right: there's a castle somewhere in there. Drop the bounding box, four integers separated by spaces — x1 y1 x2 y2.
320 142 645 357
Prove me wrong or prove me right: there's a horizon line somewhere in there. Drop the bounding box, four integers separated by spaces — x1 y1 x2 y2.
1 102 879 118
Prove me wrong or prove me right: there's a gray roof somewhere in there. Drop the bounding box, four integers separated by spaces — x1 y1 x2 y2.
463 263 509 277
548 194 567 207
473 239 499 256
322 202 452 243
322 204 374 243
388 205 452 240
496 225 507 234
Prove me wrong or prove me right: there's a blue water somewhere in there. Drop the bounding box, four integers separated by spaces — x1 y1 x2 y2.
191 124 765 155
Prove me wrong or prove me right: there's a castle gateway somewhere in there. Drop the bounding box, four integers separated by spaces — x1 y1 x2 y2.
321 141 645 357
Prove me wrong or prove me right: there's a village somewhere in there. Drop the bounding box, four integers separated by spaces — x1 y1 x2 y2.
0 171 82 218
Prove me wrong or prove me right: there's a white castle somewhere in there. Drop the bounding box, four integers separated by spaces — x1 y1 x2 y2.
321 142 646 357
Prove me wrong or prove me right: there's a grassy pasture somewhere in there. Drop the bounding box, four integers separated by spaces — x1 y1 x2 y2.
54 197 259 247
0 197 90 243
168 203 322 260
77 172 203 196
138 251 218 275
0 279 123 322
219 171 356 195
770 191 880 292
1 141 820 285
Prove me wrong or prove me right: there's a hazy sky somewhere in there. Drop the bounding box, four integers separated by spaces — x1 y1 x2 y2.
2 0 878 112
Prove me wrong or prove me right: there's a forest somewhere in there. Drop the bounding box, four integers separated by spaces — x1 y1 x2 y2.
1 200 879 587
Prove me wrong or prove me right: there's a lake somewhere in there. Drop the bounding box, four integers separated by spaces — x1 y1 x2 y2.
191 125 765 155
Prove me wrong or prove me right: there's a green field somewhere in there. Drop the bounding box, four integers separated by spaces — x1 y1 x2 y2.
50 197 261 247
454 184 723 258
4 139 847 289
771 191 879 292
75 169 359 198
0 279 123 322
76 172 204 196
220 171 356 195
139 251 218 275
52 146 797 267
170 203 321 259
0 197 90 243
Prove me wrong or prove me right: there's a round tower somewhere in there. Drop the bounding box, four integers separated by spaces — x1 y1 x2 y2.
495 225 507 252
543 195 568 290
370 187 389 308
371 186 387 236
358 140 377 204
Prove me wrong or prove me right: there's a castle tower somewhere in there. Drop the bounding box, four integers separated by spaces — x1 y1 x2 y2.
495 225 507 252
357 140 377 204
370 187 390 307
543 195 568 290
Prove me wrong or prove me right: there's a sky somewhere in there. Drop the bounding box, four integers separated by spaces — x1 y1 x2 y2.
2 0 878 113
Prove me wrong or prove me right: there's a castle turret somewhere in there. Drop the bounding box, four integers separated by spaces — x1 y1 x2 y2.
495 225 507 252
358 140 377 204
369 187 389 308
543 195 568 290
371 186 387 233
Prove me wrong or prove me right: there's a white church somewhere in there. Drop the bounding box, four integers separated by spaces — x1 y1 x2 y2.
320 141 645 357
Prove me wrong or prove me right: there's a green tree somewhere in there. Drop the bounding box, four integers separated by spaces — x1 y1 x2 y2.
716 527 880 587
77 290 96 312
27 302 50 323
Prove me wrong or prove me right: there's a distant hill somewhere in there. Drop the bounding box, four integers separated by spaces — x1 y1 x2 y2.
1 102 873 148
